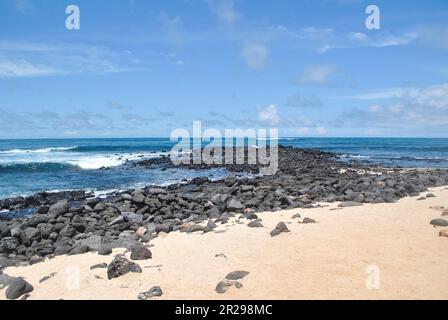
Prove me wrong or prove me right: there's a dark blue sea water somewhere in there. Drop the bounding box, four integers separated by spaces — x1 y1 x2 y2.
0 138 447 200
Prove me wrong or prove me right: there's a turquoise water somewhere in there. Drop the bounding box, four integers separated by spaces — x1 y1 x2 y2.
0 138 447 200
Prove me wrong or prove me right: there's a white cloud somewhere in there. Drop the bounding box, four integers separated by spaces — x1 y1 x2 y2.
241 43 269 70
0 40 145 78
258 104 280 126
298 64 337 86
207 0 242 25
0 60 60 78
339 83 448 130
275 26 419 53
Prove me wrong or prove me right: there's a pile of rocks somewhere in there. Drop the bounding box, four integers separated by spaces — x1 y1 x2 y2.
1 146 448 267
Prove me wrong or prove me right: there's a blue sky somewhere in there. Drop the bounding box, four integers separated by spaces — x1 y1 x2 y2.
0 0 447 138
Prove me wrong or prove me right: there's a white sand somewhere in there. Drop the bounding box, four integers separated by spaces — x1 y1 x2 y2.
1 186 448 300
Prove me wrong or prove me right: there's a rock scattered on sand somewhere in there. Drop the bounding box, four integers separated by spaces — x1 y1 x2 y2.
39 272 57 283
417 197 426 201
107 256 142 280
130 245 152 260
270 222 290 237
225 271 249 280
137 286 163 300
442 210 448 216
5 277 33 300
215 253 227 259
292 213 301 219
90 263 108 270
215 280 243 294
247 220 263 228
301 217 317 224
429 205 444 210
439 230 448 237
245 213 259 220
430 219 448 227
180 224 204 233
338 201 363 208
426 193 436 198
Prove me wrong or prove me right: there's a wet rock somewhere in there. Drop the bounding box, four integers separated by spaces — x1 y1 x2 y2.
137 286 163 300
225 271 249 280
5 277 33 300
130 245 152 260
107 256 142 280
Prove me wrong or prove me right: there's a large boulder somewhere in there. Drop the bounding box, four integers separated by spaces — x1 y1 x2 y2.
0 222 9 237
227 199 244 212
22 227 41 244
0 237 20 253
5 277 33 300
49 200 69 218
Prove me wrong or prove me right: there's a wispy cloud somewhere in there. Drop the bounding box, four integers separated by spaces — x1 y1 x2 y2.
0 60 60 77
0 40 146 78
335 83 448 130
206 0 242 26
297 64 338 86
275 25 419 53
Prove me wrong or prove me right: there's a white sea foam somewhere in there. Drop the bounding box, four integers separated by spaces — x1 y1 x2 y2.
0 149 169 170
0 146 77 154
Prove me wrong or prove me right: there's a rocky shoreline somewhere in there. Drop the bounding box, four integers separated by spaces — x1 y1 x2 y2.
1 146 448 270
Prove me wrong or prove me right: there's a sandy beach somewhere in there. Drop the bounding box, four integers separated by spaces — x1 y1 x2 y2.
1 186 447 300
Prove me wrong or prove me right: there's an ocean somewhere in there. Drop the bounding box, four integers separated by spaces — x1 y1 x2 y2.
0 137 447 200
